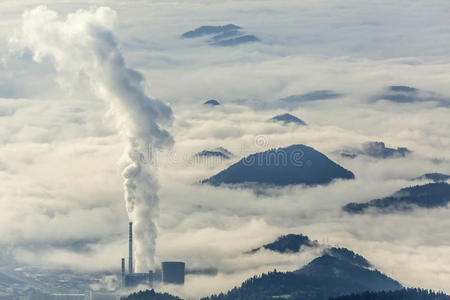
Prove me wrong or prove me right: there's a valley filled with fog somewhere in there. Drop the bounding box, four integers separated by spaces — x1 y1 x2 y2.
0 1 449 299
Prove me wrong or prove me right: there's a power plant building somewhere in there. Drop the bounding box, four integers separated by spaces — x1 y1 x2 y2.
121 222 185 288
124 272 153 287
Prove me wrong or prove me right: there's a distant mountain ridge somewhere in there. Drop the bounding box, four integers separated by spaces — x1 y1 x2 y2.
204 99 221 106
230 90 343 110
211 35 259 46
181 24 241 38
415 172 450 182
248 234 319 254
270 113 307 125
181 24 259 46
340 141 411 159
343 182 450 214
194 147 233 159
202 144 354 187
279 90 343 110
375 85 449 107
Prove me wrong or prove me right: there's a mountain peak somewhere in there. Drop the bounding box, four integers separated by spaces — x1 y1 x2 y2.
295 254 402 291
270 113 307 125
204 99 221 106
194 147 233 159
323 247 372 268
202 144 354 187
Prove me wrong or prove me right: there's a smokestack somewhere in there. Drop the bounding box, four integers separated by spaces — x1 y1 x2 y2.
129 222 133 274
121 258 125 287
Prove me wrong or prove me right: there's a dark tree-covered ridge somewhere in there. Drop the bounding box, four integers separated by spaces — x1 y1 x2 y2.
202 254 401 300
121 289 182 300
343 182 450 214
330 288 450 300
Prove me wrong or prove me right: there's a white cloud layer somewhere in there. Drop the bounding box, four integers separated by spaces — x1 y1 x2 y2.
0 0 449 298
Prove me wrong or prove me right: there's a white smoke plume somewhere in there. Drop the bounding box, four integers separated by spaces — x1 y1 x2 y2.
10 6 173 271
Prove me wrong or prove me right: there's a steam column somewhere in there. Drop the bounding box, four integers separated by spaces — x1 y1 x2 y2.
129 222 133 274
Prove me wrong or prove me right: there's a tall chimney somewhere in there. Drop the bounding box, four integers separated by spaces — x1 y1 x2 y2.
121 258 125 287
129 222 133 274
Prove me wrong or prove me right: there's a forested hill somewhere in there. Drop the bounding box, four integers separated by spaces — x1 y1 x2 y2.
123 287 450 300
201 254 401 300
203 144 354 187
330 288 450 300
121 289 182 300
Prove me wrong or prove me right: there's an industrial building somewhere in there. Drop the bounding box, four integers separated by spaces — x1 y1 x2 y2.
121 222 185 288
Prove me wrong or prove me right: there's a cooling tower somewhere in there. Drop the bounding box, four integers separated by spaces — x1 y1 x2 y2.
161 261 185 285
